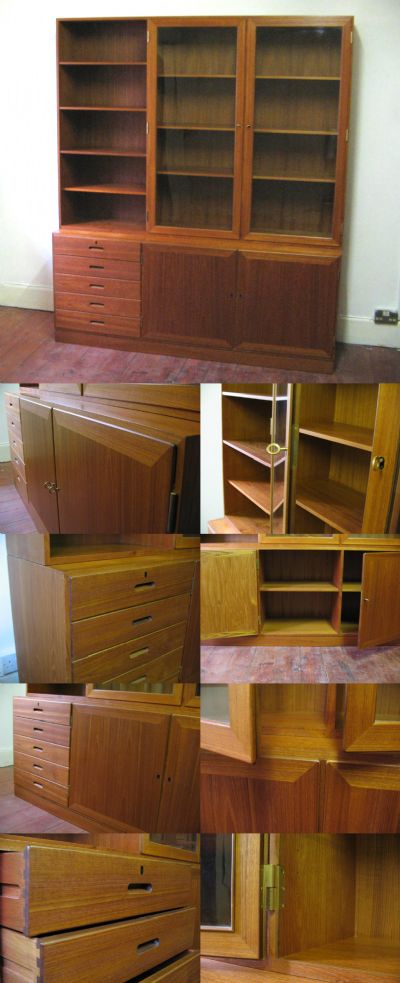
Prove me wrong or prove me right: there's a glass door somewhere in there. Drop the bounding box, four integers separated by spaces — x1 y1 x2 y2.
242 21 349 242
149 19 245 234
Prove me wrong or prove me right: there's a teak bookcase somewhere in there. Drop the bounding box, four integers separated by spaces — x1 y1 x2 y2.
53 17 353 371
200 683 400 833
201 535 400 646
200 833 400 983
208 383 400 536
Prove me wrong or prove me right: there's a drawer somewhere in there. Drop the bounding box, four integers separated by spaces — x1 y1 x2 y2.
14 750 69 787
14 769 69 808
14 697 72 725
8 432 24 463
53 232 141 262
12 470 28 506
14 716 71 747
71 592 191 660
54 271 141 299
10 450 26 483
0 841 193 935
14 733 70 768
72 622 186 681
70 560 195 619
53 251 140 280
1 942 198 983
1 908 195 983
6 410 22 441
55 291 141 318
4 393 20 414
55 308 141 338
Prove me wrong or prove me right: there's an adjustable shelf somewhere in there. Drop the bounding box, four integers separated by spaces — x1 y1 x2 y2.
228 479 285 515
223 440 285 468
296 478 365 533
299 419 374 451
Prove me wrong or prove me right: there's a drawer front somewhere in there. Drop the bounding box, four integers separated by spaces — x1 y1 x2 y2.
55 308 141 338
53 232 141 262
71 561 195 619
4 394 20 414
55 291 141 318
14 750 69 787
54 272 141 300
6 410 22 441
38 907 196 983
14 698 72 725
72 622 186 681
72 593 190 659
53 252 140 280
10 451 26 483
12 470 28 506
13 733 70 768
8 432 24 463
14 716 71 747
14 770 69 807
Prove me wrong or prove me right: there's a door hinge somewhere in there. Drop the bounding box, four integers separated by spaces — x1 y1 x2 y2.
167 491 179 532
350 30 353 43
261 865 285 911
147 29 150 43
146 121 149 135
345 128 349 142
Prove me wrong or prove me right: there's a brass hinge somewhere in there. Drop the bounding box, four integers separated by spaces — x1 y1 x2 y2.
261 865 285 911
147 30 150 43
146 121 149 135
345 128 349 142
350 30 353 43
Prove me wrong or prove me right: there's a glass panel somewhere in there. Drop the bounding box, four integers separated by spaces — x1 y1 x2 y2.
201 834 234 929
156 27 238 230
92 680 175 693
149 834 198 852
375 685 400 722
201 684 230 724
250 27 342 237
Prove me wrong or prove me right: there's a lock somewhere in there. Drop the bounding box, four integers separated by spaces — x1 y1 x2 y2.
371 456 385 471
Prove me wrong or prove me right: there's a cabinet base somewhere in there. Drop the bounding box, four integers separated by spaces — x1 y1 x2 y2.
14 783 144 832
54 327 335 374
202 631 358 646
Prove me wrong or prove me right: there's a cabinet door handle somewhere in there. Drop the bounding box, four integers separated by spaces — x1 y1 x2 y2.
132 615 152 626
137 939 160 954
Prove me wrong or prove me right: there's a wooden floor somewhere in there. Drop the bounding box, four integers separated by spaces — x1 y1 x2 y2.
0 461 37 532
201 644 400 682
1 307 400 381
0 767 86 833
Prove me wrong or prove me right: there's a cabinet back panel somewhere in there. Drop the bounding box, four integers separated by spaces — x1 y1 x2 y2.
60 110 147 153
341 591 360 626
157 26 237 76
59 66 147 109
157 130 234 172
157 78 235 127
261 591 334 621
59 20 147 63
255 26 342 77
251 180 334 238
355 835 400 941
253 132 337 180
292 506 327 533
258 684 328 717
343 551 363 582
333 384 378 429
61 155 146 190
276 834 356 957
260 550 337 583
328 443 370 496
254 79 339 132
61 190 146 228
222 394 273 441
375 685 400 721
156 175 233 231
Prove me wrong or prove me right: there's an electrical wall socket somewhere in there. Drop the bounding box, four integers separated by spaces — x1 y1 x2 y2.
374 309 398 324
0 653 17 676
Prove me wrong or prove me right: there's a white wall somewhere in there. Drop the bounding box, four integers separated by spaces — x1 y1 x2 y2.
0 534 16 661
0 684 26 767
201 385 223 531
0 384 20 461
0 0 399 347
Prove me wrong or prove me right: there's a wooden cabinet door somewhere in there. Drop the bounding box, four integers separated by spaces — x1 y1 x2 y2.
142 245 237 350
200 549 259 638
52 408 176 533
343 684 400 752
235 252 339 359
157 715 199 832
201 754 320 832
322 761 400 832
69 704 170 829
358 552 400 647
19 398 60 532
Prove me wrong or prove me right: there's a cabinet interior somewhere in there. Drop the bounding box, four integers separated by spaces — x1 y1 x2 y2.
295 384 379 533
259 548 346 636
257 685 333 743
275 834 400 976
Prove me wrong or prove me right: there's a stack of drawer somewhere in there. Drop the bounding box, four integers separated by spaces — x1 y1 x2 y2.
5 393 28 505
0 837 199 983
53 233 142 341
13 698 71 808
68 557 195 683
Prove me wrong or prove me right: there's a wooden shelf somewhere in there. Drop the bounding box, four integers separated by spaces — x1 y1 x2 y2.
254 127 338 135
60 61 147 66
262 618 338 636
256 75 341 80
60 106 146 112
61 149 147 157
342 583 362 592
222 391 288 401
299 420 374 451
296 479 365 534
208 515 284 534
287 936 400 975
223 439 286 468
260 582 339 592
157 169 233 178
158 73 236 79
60 219 145 233
63 184 146 195
228 479 284 515
157 124 235 132
253 175 335 184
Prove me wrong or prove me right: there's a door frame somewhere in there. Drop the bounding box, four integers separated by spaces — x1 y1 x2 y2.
201 684 256 762
201 834 262 958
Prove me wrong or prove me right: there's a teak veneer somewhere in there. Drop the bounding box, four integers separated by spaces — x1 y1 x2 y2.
52 17 354 371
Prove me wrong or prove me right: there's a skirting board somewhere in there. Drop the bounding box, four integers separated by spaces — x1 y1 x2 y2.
1 283 400 349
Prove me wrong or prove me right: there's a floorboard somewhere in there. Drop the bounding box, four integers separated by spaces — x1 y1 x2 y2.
0 767 86 834
0 461 37 532
1 307 400 381
201 644 400 682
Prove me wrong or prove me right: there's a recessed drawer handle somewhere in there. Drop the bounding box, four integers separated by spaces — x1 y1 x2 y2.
33 707 44 712
90 283 105 289
129 648 149 661
89 301 104 307
89 244 104 251
133 581 155 590
33 746 44 752
128 882 152 892
33 727 44 732
137 939 159 954
89 264 104 269
132 615 152 626
90 320 105 325
33 764 43 770
33 782 44 789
